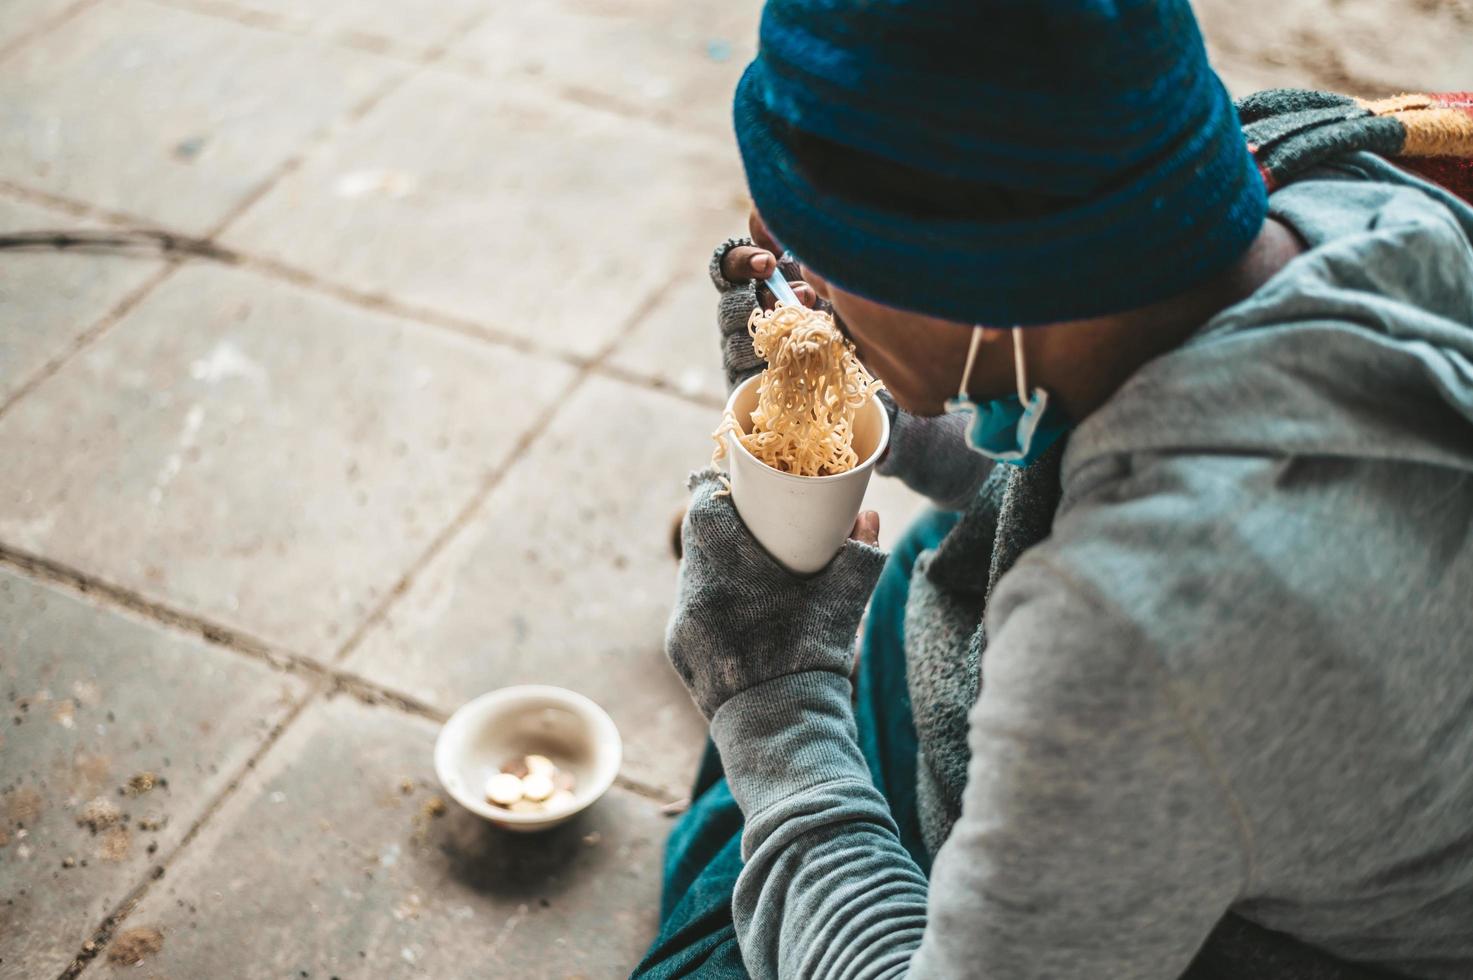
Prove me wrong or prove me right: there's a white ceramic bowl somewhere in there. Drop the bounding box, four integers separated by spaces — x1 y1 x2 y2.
434 685 622 833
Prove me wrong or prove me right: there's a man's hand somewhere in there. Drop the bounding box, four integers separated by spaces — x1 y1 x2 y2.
708 213 993 511
718 211 819 311
666 469 886 719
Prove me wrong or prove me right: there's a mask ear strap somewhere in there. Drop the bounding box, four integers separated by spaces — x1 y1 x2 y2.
958 326 985 400
1012 327 1029 403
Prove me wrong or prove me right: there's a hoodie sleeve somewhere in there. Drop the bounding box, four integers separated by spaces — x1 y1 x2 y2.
709 558 1251 980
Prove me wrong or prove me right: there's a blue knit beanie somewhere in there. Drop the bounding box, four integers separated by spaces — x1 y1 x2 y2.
733 0 1268 326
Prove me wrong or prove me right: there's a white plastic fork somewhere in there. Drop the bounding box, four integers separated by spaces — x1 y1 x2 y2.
765 267 801 306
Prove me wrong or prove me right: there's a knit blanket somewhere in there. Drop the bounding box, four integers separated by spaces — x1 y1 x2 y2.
1242 88 1473 202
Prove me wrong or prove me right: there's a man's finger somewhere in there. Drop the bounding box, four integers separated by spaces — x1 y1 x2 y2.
722 245 777 284
758 280 818 312
850 511 880 547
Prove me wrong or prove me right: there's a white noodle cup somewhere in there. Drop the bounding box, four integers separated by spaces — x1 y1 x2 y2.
721 373 890 576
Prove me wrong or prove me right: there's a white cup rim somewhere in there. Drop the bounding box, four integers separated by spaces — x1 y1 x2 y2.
723 374 890 486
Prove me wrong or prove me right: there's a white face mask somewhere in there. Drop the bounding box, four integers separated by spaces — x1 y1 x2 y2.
944 327 1069 466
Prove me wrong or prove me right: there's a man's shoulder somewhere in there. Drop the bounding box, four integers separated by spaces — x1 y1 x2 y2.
1022 445 1472 715
1027 449 1444 664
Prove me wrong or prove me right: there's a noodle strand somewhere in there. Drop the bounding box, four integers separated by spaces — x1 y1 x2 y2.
712 303 883 477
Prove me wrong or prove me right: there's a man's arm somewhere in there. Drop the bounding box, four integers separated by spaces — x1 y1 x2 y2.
710 558 1251 979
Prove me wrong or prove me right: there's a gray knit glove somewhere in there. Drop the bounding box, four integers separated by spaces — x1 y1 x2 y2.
666 469 887 719
710 237 807 393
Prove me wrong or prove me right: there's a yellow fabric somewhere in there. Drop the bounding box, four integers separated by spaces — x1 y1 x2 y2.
1394 107 1473 157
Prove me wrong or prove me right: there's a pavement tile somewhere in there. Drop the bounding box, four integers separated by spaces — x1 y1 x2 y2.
223 69 748 359
87 695 668 979
446 0 759 138
0 0 401 234
0 0 78 52
606 271 729 404
181 0 490 52
0 566 307 979
0 195 164 405
1196 0 1473 96
347 376 710 797
0 263 577 659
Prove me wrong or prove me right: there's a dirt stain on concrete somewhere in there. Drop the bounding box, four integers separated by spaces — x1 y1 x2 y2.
99 826 132 862
108 926 164 966
77 796 122 832
50 698 77 728
6 786 44 827
125 771 159 796
73 752 113 794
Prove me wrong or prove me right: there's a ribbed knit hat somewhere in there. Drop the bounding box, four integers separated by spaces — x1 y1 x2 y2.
733 0 1268 326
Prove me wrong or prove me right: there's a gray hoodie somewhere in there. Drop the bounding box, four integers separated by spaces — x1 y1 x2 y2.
708 153 1473 980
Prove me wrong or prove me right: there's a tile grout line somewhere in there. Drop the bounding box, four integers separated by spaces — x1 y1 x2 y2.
0 542 450 746
52 678 326 980
324 373 587 668
317 256 697 670
231 249 572 365
612 772 680 803
193 10 450 243
19 295 686 976
293 0 699 669
7 12 705 957
3 0 435 428
0 0 739 414
143 0 442 66
233 249 716 409
0 545 689 839
595 361 725 410
16 357 678 974
0 0 101 65
37 7 518 975
0 179 730 412
3 1 707 971
0 179 159 228
0 221 698 742
0 541 329 682
42 657 668 980
0 261 182 422
4 0 571 693
0 172 583 362
143 0 441 64
316 269 693 808
147 0 737 148
0 539 682 810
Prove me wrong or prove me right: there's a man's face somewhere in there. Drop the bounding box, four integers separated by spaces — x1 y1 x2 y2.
748 208 1016 416
803 264 1010 417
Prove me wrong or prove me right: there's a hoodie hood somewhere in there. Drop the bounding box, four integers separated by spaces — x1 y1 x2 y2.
1068 151 1473 481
